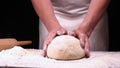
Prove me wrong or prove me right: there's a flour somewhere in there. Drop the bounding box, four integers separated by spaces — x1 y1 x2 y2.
0 47 120 68
0 46 31 57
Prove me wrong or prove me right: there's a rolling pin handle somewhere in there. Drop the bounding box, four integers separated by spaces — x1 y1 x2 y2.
17 40 32 46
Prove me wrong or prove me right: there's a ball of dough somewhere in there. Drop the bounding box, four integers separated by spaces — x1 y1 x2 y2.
47 35 85 60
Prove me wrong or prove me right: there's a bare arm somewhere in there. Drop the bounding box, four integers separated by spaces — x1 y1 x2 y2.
76 0 110 37
31 0 67 56
31 0 62 32
72 0 110 57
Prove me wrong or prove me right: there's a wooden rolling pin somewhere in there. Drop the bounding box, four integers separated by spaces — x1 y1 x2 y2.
0 38 32 51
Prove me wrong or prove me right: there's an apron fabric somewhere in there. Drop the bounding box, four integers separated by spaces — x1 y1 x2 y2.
39 0 109 51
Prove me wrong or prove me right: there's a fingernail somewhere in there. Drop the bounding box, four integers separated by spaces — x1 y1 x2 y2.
57 31 64 35
57 31 61 35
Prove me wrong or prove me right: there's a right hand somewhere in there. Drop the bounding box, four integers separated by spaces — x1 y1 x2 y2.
42 27 67 57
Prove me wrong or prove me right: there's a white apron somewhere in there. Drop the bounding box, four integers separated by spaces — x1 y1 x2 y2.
39 0 109 51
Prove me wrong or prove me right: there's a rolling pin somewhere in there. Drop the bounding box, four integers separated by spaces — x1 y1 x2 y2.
0 38 32 51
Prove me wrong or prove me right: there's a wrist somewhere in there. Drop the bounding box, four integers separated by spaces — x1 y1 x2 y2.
76 23 92 37
44 20 61 32
48 24 63 33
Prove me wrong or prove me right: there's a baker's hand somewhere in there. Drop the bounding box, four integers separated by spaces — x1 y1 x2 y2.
42 28 67 57
69 30 90 58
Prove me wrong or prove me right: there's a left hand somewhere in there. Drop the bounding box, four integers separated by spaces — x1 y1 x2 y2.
69 30 90 58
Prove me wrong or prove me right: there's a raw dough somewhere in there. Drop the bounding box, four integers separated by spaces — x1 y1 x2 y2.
47 35 85 60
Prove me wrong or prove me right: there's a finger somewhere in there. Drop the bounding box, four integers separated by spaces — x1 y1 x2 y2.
43 33 56 57
43 44 48 57
78 35 85 49
41 49 46 57
68 31 76 36
43 41 51 57
84 37 90 58
57 29 67 35
44 32 57 46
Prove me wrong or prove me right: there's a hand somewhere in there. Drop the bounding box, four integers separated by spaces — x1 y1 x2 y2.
69 30 90 58
42 27 67 57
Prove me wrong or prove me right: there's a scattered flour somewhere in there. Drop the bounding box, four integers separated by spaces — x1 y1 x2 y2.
0 46 120 68
0 46 31 57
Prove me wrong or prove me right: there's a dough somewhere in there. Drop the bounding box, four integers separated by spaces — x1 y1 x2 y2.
47 35 85 60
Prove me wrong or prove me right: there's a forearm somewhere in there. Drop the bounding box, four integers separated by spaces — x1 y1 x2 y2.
78 0 110 36
31 0 61 32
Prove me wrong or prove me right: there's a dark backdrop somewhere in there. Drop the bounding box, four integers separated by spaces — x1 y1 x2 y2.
0 0 120 50
1 0 39 49
107 0 120 51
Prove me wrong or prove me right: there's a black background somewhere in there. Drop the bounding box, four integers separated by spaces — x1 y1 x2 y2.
107 0 120 51
1 0 39 49
0 0 120 50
